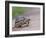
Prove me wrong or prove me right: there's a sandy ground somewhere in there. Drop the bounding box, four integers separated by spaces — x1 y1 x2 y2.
12 8 40 31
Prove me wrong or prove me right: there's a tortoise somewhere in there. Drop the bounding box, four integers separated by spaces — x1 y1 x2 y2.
15 16 30 28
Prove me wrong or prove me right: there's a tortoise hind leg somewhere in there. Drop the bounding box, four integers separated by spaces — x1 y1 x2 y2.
18 25 21 28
